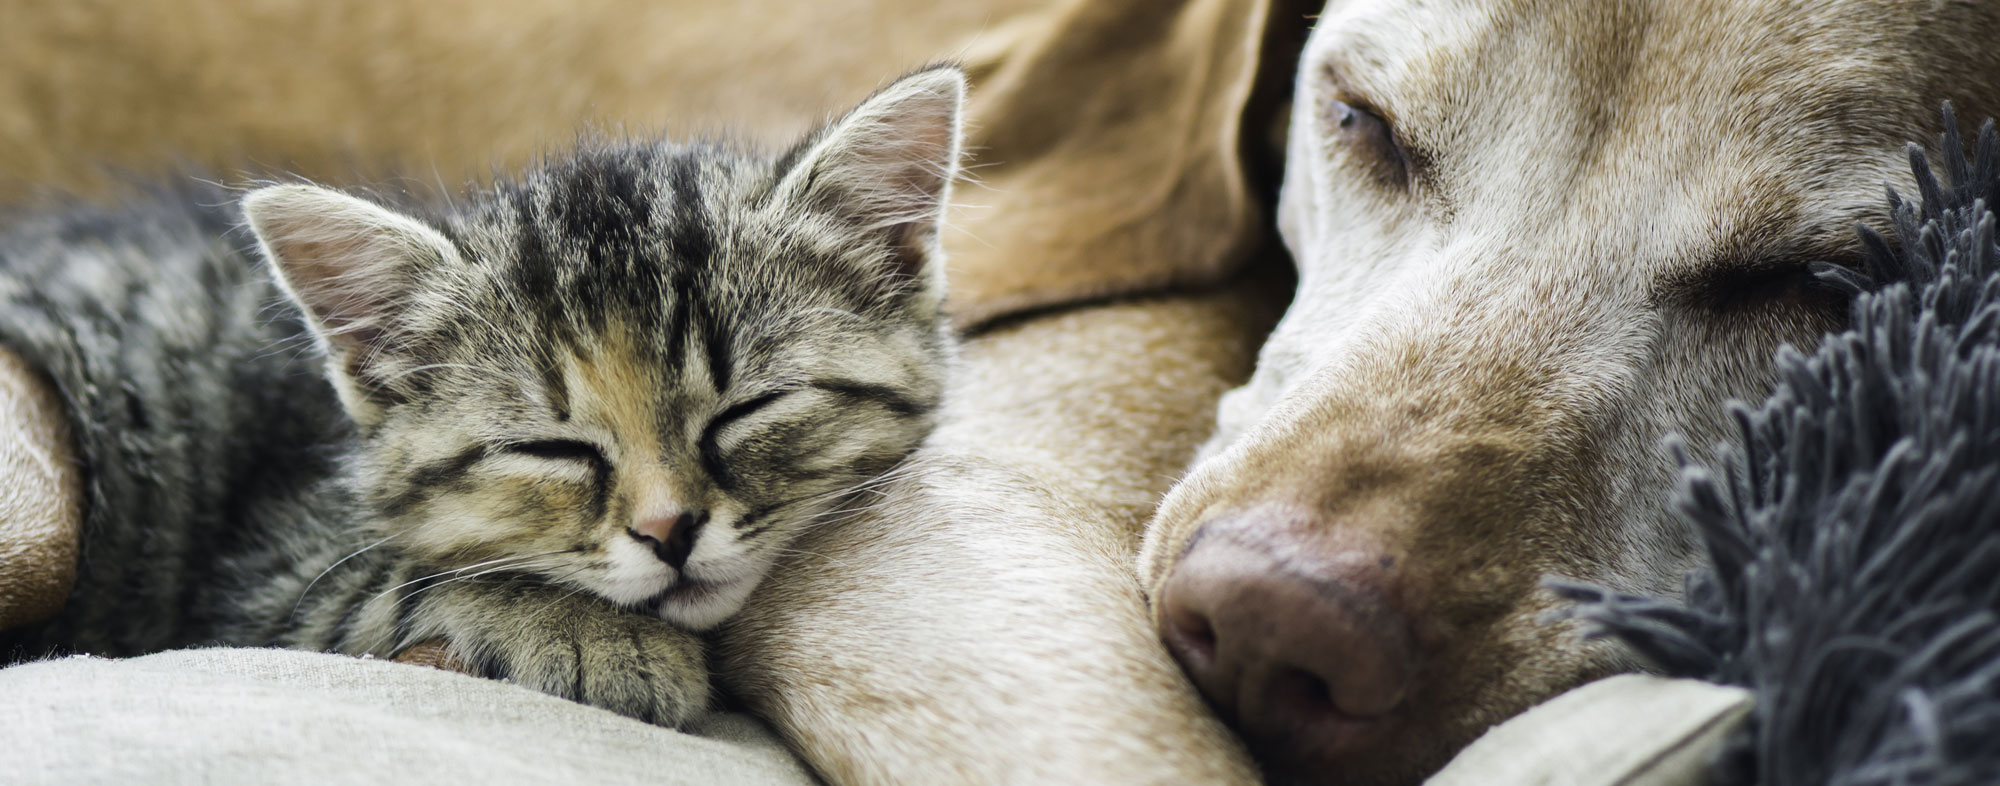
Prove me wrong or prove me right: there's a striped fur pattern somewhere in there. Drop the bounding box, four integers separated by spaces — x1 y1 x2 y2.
0 66 965 727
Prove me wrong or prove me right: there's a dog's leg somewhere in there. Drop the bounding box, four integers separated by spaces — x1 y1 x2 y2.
0 345 82 631
717 277 1281 785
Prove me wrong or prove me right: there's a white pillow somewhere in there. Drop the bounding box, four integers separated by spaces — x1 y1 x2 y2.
1426 675 1753 786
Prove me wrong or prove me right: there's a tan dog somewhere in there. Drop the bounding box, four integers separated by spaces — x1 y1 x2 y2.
1139 1 2000 783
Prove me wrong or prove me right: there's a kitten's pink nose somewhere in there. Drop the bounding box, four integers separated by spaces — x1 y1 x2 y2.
628 511 707 569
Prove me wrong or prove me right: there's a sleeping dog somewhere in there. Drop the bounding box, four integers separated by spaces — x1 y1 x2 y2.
1139 1 2000 783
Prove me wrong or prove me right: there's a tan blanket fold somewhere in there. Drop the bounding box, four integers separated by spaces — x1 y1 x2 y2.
946 0 1304 328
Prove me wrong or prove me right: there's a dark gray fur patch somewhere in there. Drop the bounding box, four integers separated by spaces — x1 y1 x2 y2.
0 180 353 657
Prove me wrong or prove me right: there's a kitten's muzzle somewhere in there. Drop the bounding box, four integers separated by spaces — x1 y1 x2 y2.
627 511 708 570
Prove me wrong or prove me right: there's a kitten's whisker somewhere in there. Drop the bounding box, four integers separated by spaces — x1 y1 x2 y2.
803 482 902 510
733 486 904 542
539 564 595 588
759 546 858 571
731 471 917 536
430 160 459 214
527 581 596 619
373 550 569 601
444 549 574 576
391 558 555 604
376 561 534 604
362 549 576 652
775 472 909 507
792 503 894 529
248 327 324 363
377 362 487 384
367 565 555 654
793 496 894 522
292 534 399 618
812 503 894 522
368 557 569 653
429 553 545 577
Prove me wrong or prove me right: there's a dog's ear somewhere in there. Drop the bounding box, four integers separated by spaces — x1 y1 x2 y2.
943 0 1307 328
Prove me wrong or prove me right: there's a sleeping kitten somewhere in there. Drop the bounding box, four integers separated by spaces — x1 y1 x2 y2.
0 66 964 725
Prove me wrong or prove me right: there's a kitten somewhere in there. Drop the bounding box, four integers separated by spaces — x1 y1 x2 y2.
0 66 964 725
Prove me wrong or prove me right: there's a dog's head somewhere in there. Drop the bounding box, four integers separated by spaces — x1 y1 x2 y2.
1138 1 2000 783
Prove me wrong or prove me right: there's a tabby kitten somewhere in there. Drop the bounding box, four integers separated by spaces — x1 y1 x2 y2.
0 66 965 726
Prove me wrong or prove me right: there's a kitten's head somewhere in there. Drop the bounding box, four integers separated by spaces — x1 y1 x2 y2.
244 67 964 630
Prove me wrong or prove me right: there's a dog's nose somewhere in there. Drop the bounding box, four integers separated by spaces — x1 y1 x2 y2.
627 511 707 569
1156 531 1418 763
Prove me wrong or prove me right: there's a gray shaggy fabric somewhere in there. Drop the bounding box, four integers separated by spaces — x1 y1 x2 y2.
1555 106 2000 786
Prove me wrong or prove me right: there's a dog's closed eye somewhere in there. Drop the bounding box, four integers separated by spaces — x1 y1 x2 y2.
1319 98 1412 188
1655 256 1855 320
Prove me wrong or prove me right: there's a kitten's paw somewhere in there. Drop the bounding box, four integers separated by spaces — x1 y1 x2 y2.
430 587 711 727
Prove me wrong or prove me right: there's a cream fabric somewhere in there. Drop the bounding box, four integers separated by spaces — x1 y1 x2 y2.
1426 674 1754 786
1 649 1753 785
0 648 819 786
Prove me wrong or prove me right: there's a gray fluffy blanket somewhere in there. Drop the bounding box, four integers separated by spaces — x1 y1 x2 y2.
1557 107 2000 786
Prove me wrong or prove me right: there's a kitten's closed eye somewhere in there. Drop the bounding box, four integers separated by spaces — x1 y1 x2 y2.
500 439 611 487
699 381 932 494
505 439 606 464
699 391 792 490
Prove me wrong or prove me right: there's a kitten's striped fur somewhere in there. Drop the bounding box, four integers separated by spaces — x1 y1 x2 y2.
0 67 964 726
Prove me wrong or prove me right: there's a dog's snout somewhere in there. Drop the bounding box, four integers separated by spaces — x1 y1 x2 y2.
1157 525 1419 767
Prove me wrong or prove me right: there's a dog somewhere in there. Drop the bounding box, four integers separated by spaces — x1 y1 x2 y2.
1137 1 2000 783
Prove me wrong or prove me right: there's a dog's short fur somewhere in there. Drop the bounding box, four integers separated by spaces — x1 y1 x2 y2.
1139 1 2000 783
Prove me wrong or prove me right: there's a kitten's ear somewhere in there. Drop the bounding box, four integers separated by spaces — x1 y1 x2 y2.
778 66 965 302
242 184 460 426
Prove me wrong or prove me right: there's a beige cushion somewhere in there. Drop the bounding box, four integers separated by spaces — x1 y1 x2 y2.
1426 674 1754 786
0 648 818 786
3 650 1753 785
